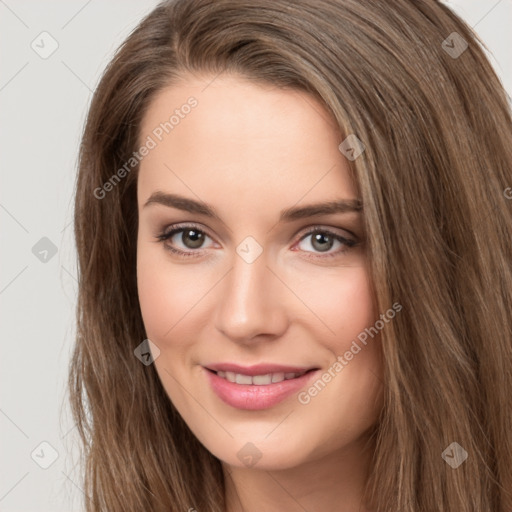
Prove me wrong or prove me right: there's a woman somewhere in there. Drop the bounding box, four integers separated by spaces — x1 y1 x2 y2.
69 0 512 510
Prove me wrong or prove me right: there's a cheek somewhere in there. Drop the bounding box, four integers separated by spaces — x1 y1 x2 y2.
137 246 170 340
293 264 376 345
137 242 186 344
136 243 216 349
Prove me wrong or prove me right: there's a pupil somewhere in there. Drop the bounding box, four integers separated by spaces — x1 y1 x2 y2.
180 230 335 251
312 232 333 252
184 229 204 249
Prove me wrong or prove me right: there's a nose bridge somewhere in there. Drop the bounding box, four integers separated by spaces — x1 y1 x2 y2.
214 244 286 342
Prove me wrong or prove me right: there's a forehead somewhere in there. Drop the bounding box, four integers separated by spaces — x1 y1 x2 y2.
137 74 358 214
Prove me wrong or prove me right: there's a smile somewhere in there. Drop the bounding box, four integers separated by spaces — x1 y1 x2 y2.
203 366 319 410
215 370 308 385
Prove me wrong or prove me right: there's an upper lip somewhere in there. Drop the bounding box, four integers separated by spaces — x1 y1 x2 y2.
204 363 319 376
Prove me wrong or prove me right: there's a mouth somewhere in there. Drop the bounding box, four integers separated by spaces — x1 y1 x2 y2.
206 368 314 385
203 365 320 410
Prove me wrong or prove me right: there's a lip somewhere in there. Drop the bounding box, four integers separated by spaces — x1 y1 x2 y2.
203 365 320 410
205 362 317 376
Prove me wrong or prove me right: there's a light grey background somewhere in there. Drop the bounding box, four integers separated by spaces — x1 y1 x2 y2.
1 1 510 510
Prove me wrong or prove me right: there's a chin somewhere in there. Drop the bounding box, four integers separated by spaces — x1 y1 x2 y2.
200 430 322 471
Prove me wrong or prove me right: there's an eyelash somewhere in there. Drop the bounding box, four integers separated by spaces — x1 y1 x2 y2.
154 223 358 260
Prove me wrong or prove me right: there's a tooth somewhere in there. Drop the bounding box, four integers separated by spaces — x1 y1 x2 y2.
217 370 302 385
235 373 253 384
252 374 272 385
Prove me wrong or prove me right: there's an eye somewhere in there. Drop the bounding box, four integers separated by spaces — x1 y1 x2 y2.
294 227 358 258
154 223 214 258
154 223 359 260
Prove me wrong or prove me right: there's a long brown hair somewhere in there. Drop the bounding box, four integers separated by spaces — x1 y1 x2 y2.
69 0 512 510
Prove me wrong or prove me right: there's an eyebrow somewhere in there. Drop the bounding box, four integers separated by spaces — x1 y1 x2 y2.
143 191 362 222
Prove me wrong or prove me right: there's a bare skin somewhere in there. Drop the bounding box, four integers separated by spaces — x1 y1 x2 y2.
136 73 383 512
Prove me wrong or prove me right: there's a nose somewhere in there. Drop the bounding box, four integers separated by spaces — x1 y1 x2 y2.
213 246 288 344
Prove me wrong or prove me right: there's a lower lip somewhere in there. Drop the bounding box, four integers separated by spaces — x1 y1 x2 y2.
204 368 319 410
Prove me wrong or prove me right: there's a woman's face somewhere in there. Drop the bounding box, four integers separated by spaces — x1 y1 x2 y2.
136 74 383 470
